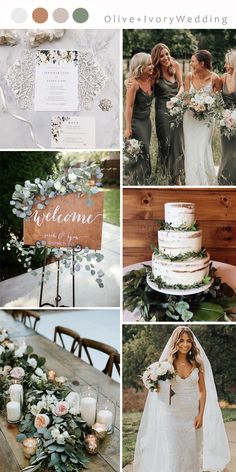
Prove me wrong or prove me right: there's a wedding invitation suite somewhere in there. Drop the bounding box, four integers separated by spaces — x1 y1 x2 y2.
51 116 96 148
34 50 79 111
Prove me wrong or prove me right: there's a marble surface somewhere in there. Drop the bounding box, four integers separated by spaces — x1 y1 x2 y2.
0 29 120 149
123 260 236 322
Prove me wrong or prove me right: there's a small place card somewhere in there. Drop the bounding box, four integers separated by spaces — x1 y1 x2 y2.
51 116 96 148
34 50 79 111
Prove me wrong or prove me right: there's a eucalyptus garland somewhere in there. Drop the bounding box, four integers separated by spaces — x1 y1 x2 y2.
123 265 236 322
149 272 212 290
152 248 207 262
10 162 103 220
158 220 199 232
0 330 89 472
6 162 105 287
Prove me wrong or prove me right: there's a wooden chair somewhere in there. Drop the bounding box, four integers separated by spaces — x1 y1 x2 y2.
8 310 40 330
54 326 81 355
112 352 120 376
78 338 120 377
21 311 41 330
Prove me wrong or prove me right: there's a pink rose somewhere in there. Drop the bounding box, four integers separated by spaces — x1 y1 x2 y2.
3 365 12 376
166 101 174 110
53 401 69 417
35 414 50 430
10 366 25 379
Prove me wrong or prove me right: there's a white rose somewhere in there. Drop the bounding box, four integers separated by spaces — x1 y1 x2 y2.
31 404 42 416
15 344 27 358
65 392 80 408
31 374 41 385
204 95 214 105
51 427 60 439
60 185 66 193
27 358 37 369
35 367 44 377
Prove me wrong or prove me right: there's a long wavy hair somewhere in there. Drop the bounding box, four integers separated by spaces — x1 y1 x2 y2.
127 52 152 79
151 43 175 80
225 49 236 88
167 327 203 371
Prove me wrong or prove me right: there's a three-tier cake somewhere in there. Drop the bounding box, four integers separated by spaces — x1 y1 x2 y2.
152 202 211 288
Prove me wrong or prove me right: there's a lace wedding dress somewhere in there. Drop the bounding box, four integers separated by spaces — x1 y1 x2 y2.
133 334 230 472
183 81 218 186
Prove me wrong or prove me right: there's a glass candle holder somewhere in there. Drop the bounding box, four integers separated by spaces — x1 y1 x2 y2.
9 382 23 408
23 437 38 458
84 434 99 455
80 386 98 427
96 397 116 434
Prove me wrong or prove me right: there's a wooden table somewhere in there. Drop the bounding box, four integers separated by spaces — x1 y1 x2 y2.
0 311 120 472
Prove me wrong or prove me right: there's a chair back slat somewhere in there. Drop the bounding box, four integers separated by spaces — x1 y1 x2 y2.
54 326 81 354
78 338 120 378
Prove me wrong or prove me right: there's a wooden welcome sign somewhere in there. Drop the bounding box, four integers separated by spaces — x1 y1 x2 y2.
24 192 104 249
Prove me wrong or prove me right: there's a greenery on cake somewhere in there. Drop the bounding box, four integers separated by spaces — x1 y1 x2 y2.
149 272 212 289
157 220 199 232
152 248 207 261
123 266 236 322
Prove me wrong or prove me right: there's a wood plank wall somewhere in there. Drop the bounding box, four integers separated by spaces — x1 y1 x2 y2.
123 188 236 266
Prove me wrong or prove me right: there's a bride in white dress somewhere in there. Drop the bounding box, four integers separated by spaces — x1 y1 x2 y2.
183 50 221 186
134 326 230 472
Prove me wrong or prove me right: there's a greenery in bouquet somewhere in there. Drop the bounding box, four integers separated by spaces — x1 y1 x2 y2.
123 265 236 322
219 108 236 139
166 94 187 128
141 361 175 392
187 91 224 122
0 331 89 472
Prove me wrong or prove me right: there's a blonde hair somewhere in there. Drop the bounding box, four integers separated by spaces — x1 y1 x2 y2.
167 327 203 371
151 43 175 79
225 49 236 88
128 52 152 79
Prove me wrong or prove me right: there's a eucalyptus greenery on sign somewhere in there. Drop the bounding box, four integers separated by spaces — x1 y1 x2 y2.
123 265 236 322
0 330 90 472
6 162 105 287
10 162 103 219
158 220 199 232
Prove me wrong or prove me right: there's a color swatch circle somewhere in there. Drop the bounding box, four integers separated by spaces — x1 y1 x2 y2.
11 8 27 24
73 8 89 23
53 8 69 23
32 7 48 24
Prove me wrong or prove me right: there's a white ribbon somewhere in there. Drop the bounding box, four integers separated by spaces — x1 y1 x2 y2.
0 86 44 149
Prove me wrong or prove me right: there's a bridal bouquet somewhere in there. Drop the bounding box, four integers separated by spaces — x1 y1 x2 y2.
219 109 236 139
123 138 143 164
166 95 187 128
142 361 175 392
187 91 223 122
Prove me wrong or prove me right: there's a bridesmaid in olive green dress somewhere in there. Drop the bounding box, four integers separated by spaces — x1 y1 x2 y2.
218 50 236 186
151 44 184 185
124 52 154 185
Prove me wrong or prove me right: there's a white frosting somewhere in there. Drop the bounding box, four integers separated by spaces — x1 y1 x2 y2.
165 203 195 228
152 254 210 286
158 230 202 257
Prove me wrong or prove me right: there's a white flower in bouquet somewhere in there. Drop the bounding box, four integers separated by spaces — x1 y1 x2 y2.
15 343 27 358
3 365 12 376
0 345 4 355
204 95 214 105
57 431 69 445
65 391 80 414
220 108 236 138
27 357 37 369
0 329 8 342
30 404 43 416
68 172 77 183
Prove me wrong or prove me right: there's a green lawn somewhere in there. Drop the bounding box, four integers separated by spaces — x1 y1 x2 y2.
103 188 120 226
123 408 236 467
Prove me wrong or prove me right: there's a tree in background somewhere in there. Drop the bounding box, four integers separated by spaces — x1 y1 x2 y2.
123 325 236 402
123 29 236 72
0 152 59 280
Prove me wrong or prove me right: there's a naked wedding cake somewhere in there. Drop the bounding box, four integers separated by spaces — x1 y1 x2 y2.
152 202 211 287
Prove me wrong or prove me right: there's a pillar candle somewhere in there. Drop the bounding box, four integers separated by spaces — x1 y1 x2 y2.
96 409 113 429
80 397 96 426
9 384 23 405
7 401 21 423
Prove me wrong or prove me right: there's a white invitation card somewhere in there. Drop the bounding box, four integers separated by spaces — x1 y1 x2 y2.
34 50 79 111
51 116 96 148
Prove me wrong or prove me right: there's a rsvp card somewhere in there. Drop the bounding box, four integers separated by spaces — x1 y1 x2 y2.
51 116 96 148
34 50 79 111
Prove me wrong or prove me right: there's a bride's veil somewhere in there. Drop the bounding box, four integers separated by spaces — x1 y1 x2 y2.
133 327 230 472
